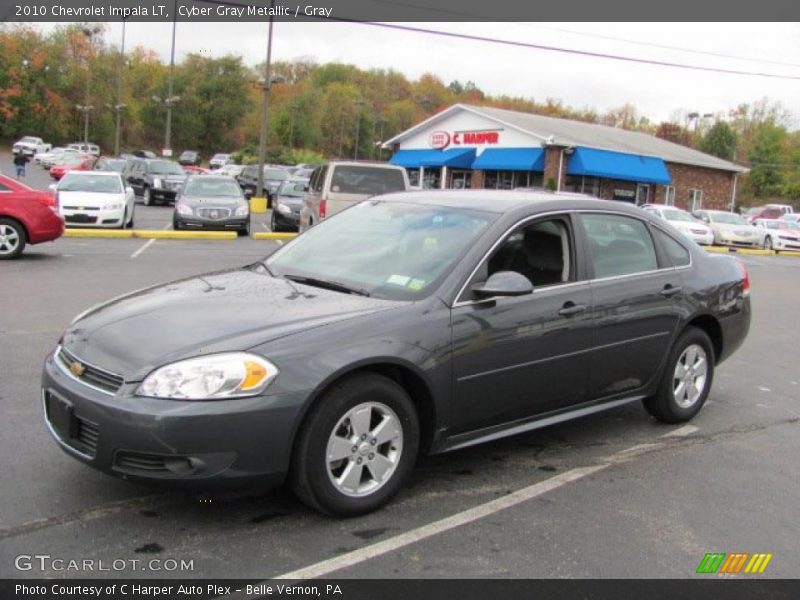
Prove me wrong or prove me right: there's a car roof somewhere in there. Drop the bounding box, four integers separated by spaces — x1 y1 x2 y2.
376 190 653 216
327 160 404 168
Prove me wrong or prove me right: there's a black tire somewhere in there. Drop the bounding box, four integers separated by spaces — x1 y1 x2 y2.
291 373 420 517
126 210 135 229
119 209 127 230
0 218 27 260
142 186 152 206
644 327 715 423
172 216 180 231
763 236 773 251
271 211 283 232
237 220 250 237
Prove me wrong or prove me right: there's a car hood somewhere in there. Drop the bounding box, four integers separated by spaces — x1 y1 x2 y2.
673 221 710 233
181 195 245 207
61 268 399 381
277 196 304 206
59 191 123 207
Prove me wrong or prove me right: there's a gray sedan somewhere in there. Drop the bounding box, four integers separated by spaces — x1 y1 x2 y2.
42 192 750 516
173 175 250 235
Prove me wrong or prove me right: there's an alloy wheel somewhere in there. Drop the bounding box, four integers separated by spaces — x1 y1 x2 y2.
0 223 21 255
673 344 708 408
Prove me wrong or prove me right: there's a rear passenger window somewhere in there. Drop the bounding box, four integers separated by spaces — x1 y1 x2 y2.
582 214 658 278
653 228 690 267
313 166 327 192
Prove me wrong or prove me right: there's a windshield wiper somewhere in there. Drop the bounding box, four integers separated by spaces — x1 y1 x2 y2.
282 274 370 297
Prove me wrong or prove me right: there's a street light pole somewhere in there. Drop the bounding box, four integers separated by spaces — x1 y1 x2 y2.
114 18 127 156
164 1 177 156
80 25 101 144
353 99 366 160
256 0 276 204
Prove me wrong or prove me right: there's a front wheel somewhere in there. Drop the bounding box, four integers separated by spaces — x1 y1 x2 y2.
763 236 773 251
0 218 27 260
644 327 714 423
142 187 152 206
291 374 419 516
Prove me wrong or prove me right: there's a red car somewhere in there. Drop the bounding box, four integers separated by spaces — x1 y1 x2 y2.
181 165 211 175
0 174 64 259
50 156 95 180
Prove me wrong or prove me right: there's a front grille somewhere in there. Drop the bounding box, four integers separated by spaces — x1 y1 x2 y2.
65 215 98 224
115 451 169 473
75 416 99 455
63 206 100 211
690 229 707 235
197 207 232 220
57 347 124 394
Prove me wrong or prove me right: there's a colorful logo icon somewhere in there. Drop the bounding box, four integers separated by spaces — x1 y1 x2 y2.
696 552 773 574
429 131 451 149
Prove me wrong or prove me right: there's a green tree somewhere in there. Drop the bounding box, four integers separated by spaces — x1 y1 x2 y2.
700 121 737 160
746 124 786 198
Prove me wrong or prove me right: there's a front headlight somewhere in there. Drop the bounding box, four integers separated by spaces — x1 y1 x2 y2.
176 203 193 216
277 202 292 215
107 202 123 210
152 177 163 189
137 352 278 400
235 204 249 216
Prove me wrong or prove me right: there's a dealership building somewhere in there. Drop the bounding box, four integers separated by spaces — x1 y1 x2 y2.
385 104 746 211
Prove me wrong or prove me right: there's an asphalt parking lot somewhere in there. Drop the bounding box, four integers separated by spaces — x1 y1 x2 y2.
1 154 799 581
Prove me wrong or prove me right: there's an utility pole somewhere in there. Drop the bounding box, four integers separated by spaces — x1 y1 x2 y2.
164 0 177 156
256 0 276 204
353 99 366 160
113 18 127 156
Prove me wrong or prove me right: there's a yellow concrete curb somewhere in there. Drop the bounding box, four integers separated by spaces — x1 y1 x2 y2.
64 229 133 238
704 245 777 257
252 232 298 241
64 229 236 240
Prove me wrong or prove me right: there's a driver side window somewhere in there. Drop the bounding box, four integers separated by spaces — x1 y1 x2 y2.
461 216 574 302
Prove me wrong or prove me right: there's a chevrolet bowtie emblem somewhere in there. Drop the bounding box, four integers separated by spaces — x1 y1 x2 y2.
69 361 86 377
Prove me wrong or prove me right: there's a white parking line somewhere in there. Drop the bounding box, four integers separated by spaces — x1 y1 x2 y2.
130 223 170 258
271 464 608 581
661 424 699 438
261 223 269 230
276 240 284 246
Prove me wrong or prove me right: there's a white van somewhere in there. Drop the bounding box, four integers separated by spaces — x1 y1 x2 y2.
299 161 409 232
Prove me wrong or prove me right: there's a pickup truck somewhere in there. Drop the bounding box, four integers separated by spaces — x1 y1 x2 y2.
13 136 52 157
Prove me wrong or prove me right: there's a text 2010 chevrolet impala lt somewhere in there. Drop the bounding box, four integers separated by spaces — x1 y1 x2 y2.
42 192 750 515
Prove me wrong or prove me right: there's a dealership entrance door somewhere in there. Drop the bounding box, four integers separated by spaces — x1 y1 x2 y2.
636 184 650 205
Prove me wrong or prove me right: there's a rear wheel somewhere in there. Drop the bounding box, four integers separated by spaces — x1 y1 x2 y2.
763 236 773 251
291 374 419 516
0 218 26 260
644 327 714 423
270 211 283 232
172 216 180 231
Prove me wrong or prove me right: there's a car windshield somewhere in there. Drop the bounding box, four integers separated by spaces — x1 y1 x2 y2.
711 213 747 225
662 209 695 222
183 178 242 197
20 137 38 143
62 155 90 166
266 201 494 301
330 166 406 195
96 159 126 173
265 169 288 181
147 161 184 175
212 154 229 160
278 181 308 197
59 174 122 193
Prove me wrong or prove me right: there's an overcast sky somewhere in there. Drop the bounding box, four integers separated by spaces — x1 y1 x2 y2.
32 21 800 126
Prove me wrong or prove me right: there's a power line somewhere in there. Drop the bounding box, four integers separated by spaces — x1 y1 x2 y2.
345 21 800 81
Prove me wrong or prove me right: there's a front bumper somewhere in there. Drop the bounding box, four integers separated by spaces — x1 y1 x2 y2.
773 237 800 252
274 209 300 229
175 215 249 230
62 207 125 228
42 349 308 490
151 188 178 202
717 234 758 247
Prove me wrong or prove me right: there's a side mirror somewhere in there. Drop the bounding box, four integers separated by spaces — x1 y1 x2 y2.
472 271 533 299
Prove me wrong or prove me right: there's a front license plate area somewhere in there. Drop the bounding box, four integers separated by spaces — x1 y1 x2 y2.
47 392 75 440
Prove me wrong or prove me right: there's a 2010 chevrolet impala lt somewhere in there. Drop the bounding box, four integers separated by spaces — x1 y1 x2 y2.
42 192 751 515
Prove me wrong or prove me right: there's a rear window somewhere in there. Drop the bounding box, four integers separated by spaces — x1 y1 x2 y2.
329 166 406 195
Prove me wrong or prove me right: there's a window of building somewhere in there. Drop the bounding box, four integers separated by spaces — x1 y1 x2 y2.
422 168 441 189
564 175 600 197
652 227 690 267
689 189 703 212
406 168 420 188
581 214 658 278
483 170 543 190
665 186 676 206
450 170 472 189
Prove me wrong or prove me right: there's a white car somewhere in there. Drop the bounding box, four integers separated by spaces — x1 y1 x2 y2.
753 218 800 252
693 209 759 247
13 136 51 156
36 147 80 167
779 213 800 224
215 163 245 178
643 205 714 245
67 142 101 157
209 153 233 169
55 171 135 229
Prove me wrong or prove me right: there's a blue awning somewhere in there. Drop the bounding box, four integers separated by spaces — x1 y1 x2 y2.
567 147 671 185
389 148 476 169
472 147 545 171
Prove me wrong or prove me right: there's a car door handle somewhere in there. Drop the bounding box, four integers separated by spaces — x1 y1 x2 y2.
558 302 587 316
660 285 683 297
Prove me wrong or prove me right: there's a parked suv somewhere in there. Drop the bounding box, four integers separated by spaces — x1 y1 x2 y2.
236 165 289 204
124 158 187 206
299 161 409 231
67 142 101 157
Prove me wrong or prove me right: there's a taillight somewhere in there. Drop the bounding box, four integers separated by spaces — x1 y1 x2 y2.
319 198 327 219
737 258 750 296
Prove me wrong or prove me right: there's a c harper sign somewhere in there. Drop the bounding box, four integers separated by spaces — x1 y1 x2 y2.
428 130 501 149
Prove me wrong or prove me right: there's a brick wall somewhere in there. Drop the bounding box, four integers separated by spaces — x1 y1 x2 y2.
543 146 567 190
662 163 736 211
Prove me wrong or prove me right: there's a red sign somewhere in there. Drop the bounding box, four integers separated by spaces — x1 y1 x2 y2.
428 130 500 148
429 131 451 149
